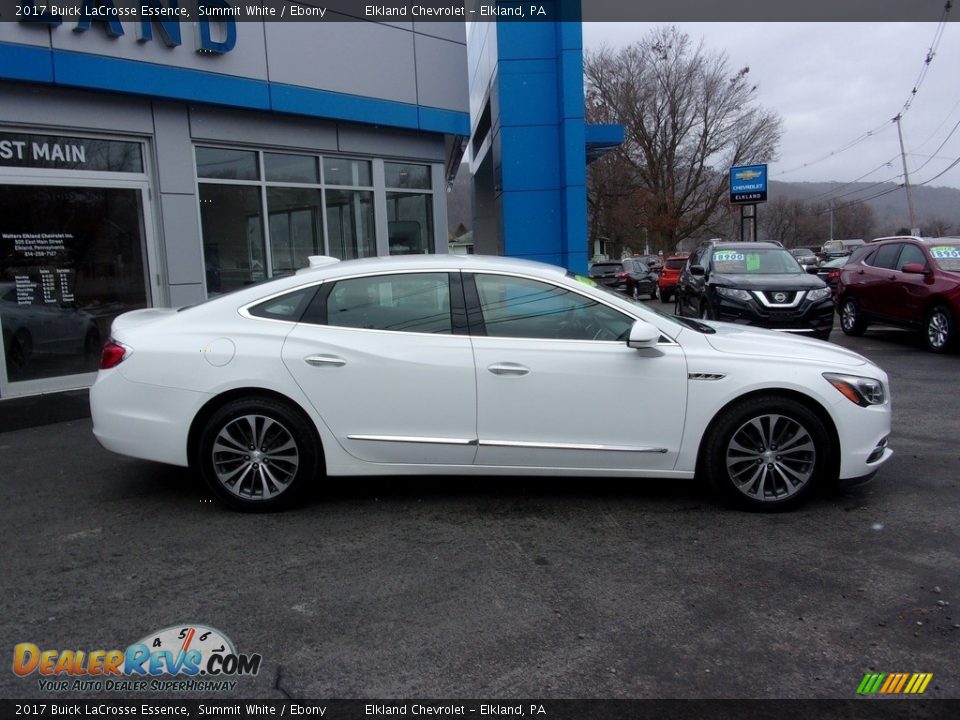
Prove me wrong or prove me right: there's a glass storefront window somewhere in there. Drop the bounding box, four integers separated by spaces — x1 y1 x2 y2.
196 147 259 180
387 193 433 255
326 189 375 260
0 185 148 382
267 187 323 276
265 153 319 184
323 158 372 187
385 162 431 190
199 184 266 293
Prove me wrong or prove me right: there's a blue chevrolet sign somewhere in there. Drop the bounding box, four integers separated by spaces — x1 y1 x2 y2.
729 164 768 204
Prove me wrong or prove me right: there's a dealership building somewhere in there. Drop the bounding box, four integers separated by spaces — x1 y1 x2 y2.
0 5 609 400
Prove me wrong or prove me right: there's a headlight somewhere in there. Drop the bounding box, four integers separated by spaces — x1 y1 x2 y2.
715 286 752 302
823 372 886 406
807 287 832 302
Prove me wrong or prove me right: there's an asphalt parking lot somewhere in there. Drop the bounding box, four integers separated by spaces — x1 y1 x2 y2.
1 313 958 700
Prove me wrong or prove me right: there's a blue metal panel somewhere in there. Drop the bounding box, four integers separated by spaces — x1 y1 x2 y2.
51 50 272 110
418 106 471 136
0 43 54 84
271 83 419 130
0 41 469 138
496 22 557 60
496 66 558 126
501 190 563 256
499 126 560 192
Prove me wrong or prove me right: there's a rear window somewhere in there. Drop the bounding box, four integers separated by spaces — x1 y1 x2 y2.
589 263 623 275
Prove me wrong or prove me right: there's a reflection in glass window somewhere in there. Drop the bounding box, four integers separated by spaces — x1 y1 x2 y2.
385 162 431 189
326 273 451 333
326 189 375 260
387 193 433 255
0 185 148 382
199 184 266 294
323 158 372 187
264 153 319 184
897 244 926 271
475 274 633 341
248 288 314 321
267 187 323 276
196 147 259 180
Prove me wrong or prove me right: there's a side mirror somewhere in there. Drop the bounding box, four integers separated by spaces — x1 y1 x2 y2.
627 319 660 349
689 265 706 277
901 263 927 275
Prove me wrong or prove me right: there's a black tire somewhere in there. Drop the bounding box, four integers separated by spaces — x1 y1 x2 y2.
674 294 684 317
839 296 867 336
660 289 672 304
702 395 833 512
195 397 322 512
814 328 832 341
925 304 955 353
699 300 714 320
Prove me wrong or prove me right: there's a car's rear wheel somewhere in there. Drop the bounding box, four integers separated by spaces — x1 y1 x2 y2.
660 289 671 304
839 296 867 336
197 397 321 511
703 396 832 511
925 304 955 353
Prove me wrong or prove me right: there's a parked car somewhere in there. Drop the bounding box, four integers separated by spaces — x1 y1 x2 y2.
587 259 657 299
836 236 960 352
820 239 866 261
815 256 850 293
656 254 689 303
632 254 663 272
789 248 820 273
90 254 891 512
675 240 835 340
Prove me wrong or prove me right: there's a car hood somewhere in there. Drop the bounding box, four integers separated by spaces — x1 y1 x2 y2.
710 273 825 290
704 322 867 367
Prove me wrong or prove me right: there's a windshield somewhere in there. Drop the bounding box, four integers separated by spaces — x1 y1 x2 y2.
928 244 960 271
712 248 802 275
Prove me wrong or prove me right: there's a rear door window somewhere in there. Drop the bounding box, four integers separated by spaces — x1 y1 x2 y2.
868 244 902 270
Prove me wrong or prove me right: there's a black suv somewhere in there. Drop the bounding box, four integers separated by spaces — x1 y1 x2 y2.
588 258 658 299
675 240 835 339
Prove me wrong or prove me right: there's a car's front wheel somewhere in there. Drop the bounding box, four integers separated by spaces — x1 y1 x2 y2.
702 396 833 511
659 288 671 304
196 397 321 511
839 296 867 336
925 304 955 353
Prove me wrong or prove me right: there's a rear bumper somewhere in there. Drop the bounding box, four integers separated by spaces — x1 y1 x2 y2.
90 368 207 467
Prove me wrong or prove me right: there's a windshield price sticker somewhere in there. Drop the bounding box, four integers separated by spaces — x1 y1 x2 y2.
713 251 744 262
930 245 960 259
575 274 598 287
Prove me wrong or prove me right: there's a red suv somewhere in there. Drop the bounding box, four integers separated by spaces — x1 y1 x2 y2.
836 236 960 352
656 254 689 303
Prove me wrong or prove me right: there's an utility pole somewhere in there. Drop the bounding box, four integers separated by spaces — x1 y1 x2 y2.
895 114 918 234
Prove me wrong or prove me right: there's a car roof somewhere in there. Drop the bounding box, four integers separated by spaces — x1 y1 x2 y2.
707 241 784 249
870 236 960 244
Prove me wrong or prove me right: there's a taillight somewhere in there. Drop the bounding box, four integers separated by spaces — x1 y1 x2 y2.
616 272 629 280
100 340 129 370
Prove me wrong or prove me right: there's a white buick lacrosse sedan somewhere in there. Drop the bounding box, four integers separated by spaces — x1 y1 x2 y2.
90 254 892 511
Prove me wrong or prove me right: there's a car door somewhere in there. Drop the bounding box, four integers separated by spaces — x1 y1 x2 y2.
679 244 709 315
852 243 901 317
282 270 478 465
465 271 688 472
892 243 931 325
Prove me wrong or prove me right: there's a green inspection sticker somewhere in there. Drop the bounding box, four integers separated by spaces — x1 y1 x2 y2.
745 253 761 271
575 274 597 287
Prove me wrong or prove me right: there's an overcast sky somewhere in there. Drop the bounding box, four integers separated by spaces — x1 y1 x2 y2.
582 23 960 192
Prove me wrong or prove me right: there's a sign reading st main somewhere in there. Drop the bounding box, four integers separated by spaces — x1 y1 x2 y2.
18 0 237 54
729 164 768 205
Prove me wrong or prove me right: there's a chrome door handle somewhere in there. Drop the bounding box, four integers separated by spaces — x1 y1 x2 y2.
305 355 346 367
487 362 530 376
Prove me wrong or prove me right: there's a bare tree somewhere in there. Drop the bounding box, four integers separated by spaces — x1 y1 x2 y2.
585 26 782 253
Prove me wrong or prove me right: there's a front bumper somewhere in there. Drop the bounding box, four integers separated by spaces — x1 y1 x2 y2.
711 294 835 334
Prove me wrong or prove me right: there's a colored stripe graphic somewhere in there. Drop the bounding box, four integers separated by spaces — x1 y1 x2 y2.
857 672 932 694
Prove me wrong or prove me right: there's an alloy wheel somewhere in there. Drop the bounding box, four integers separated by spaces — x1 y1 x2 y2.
927 308 950 350
841 300 858 332
724 414 816 502
212 414 300 500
